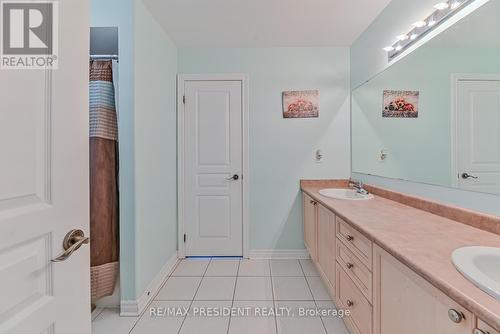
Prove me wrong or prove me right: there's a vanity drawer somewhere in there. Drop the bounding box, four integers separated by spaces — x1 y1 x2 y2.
337 240 372 302
476 320 500 334
336 217 372 269
336 266 372 334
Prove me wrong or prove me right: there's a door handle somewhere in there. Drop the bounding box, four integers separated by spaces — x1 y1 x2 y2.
226 174 239 181
52 229 90 262
461 173 478 180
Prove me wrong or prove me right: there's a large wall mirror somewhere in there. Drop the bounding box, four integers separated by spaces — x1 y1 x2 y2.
352 0 500 195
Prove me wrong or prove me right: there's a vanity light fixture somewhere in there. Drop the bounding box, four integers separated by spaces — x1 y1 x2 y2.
384 0 473 60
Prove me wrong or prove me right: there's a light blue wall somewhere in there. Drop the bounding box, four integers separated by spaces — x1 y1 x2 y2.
178 48 351 250
350 0 500 217
92 0 178 301
134 0 178 296
91 0 136 300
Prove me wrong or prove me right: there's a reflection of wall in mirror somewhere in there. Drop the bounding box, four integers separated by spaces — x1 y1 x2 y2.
352 46 500 189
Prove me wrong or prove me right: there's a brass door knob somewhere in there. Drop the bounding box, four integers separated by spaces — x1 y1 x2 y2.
346 263 354 269
346 235 354 242
52 229 90 262
346 300 354 307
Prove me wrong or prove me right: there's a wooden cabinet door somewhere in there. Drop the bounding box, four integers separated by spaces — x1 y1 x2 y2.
476 319 500 334
373 245 474 334
303 193 317 261
317 204 336 287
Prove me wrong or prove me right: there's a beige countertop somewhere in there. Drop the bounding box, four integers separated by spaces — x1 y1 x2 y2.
301 181 500 330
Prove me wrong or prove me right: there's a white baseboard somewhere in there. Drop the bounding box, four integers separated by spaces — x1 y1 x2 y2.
248 249 310 259
120 252 179 317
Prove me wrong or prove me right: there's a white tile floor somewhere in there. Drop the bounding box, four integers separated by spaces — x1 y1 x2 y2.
92 258 350 334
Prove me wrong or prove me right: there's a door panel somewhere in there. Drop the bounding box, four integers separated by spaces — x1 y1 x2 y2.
317 204 335 288
303 194 317 262
457 80 500 194
373 246 473 334
0 0 90 333
184 80 243 256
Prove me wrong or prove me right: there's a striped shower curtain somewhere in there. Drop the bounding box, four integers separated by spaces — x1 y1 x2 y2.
89 60 119 301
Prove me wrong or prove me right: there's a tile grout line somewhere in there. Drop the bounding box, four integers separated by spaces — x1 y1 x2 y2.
299 260 329 334
176 258 212 334
269 260 279 334
226 259 241 334
91 307 105 322
127 258 184 334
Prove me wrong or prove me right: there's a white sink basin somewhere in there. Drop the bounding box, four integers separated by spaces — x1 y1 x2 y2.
319 188 374 201
452 246 500 300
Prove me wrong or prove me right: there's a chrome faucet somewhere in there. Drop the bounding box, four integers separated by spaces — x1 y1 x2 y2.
350 179 369 196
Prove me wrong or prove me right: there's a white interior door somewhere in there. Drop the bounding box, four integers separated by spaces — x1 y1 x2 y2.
183 80 243 257
457 79 500 194
0 1 90 333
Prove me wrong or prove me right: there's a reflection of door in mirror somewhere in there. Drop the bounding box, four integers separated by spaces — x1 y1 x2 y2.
455 78 500 195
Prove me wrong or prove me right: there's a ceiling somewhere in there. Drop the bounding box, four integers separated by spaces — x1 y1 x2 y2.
142 0 392 47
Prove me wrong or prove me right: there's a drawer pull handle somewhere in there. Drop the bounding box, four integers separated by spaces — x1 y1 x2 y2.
448 309 464 324
346 300 354 307
346 263 354 269
310 200 317 205
473 329 488 334
346 235 354 242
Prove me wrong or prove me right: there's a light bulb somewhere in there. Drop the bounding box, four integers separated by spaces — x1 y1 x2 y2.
410 33 418 41
396 34 409 41
412 21 427 28
383 46 395 52
434 2 449 10
395 45 403 51
428 19 437 27
450 1 461 9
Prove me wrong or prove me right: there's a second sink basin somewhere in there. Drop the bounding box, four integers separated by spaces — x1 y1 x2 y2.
452 246 500 300
319 188 374 201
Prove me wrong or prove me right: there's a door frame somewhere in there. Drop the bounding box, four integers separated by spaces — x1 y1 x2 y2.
177 73 250 259
450 73 500 188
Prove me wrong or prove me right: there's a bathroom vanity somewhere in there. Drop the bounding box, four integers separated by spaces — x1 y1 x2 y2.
301 180 500 334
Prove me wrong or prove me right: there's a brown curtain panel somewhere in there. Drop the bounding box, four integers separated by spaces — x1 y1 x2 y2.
89 60 119 301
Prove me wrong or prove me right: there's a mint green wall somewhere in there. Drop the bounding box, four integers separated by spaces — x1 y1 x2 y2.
178 48 351 250
353 46 500 187
92 0 178 301
134 0 178 298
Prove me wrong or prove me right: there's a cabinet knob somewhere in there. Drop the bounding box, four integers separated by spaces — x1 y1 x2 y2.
346 235 354 242
473 329 488 334
448 309 464 323
346 300 354 307
310 200 317 205
346 263 354 269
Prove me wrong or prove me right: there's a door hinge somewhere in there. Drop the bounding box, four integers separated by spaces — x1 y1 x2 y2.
182 95 186 104
183 234 187 243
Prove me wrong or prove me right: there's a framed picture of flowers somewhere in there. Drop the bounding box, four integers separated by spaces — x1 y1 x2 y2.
282 90 319 118
383 90 419 118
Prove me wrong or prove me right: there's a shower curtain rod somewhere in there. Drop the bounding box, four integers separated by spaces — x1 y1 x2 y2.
90 54 119 62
